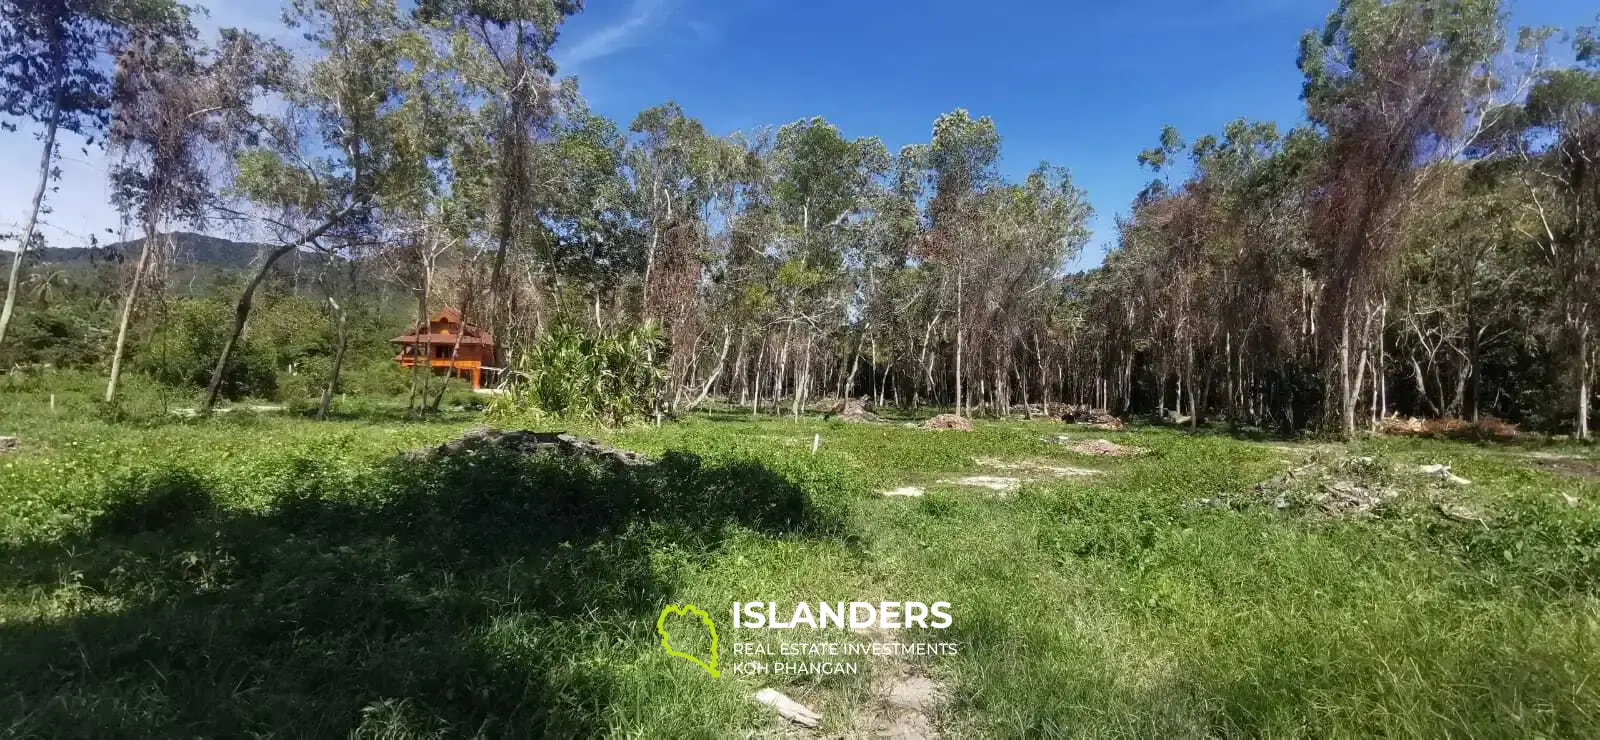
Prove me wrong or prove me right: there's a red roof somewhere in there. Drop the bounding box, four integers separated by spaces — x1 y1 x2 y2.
392 306 496 346
391 332 495 345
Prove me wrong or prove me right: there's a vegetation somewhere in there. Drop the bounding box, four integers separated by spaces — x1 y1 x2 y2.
0 0 1589 435
1 0 1599 735
1 380 1598 735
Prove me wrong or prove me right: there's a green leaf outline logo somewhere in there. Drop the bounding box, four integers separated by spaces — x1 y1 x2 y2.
656 603 721 678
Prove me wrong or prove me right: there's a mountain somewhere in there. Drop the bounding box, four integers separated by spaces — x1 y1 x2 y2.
34 232 326 271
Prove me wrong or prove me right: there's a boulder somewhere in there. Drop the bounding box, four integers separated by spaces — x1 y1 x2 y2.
920 414 973 431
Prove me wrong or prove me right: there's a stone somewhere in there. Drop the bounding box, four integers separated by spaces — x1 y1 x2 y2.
920 414 973 431
1416 464 1471 486
0 436 17 453
753 688 821 728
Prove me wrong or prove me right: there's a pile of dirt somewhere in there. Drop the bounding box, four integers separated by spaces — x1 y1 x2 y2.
1057 437 1148 457
921 414 973 431
827 397 881 423
1249 456 1397 517
1225 455 1484 520
1060 406 1124 431
1378 415 1518 441
408 427 651 466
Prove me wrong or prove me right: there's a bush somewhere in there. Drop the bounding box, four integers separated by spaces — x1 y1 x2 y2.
493 323 667 425
137 299 277 400
0 304 106 370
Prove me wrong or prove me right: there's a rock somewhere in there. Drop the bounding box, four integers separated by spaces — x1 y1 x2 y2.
408 427 651 466
921 414 973 431
1416 464 1471 486
1437 503 1487 523
753 688 821 728
825 396 881 423
0 436 17 453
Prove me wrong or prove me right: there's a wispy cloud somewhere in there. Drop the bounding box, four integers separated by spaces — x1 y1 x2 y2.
558 0 672 71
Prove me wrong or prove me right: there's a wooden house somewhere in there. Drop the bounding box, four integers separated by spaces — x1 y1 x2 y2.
391 307 500 389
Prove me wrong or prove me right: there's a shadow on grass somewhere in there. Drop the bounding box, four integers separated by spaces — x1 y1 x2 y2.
0 448 848 736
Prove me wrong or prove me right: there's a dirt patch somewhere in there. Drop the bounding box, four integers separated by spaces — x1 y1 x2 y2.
1051 437 1148 457
974 458 1101 477
942 475 1022 492
883 487 927 497
921 414 973 431
850 626 945 739
0 436 17 454
874 672 942 738
1530 457 1600 480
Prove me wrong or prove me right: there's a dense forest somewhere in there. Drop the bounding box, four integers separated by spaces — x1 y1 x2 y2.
1 0 1596 437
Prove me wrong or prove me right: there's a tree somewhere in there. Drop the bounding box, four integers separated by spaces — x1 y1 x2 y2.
0 0 183 347
1299 0 1503 436
1496 25 1600 438
105 24 286 402
203 0 432 411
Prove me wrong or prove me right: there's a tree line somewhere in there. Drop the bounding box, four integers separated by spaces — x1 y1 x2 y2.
0 0 1596 437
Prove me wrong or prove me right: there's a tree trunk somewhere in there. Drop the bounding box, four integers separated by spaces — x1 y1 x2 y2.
318 296 348 420
0 90 61 348
750 341 766 417
105 228 160 403
1579 322 1591 442
685 326 733 411
1340 305 1356 438
203 212 349 412
955 274 964 415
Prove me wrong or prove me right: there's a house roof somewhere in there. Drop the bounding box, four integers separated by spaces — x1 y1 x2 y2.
390 333 496 346
393 306 496 345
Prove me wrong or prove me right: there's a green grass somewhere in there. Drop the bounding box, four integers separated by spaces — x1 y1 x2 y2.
2 378 1598 737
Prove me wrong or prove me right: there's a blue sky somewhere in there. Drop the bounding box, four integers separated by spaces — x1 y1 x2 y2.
3 0 1595 268
556 0 1597 269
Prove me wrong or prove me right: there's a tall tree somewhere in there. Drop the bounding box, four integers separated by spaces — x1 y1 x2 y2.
1299 0 1503 436
203 0 433 411
0 0 182 346
105 25 285 402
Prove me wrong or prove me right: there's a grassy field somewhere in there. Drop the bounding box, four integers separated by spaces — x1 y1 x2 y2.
2 375 1599 737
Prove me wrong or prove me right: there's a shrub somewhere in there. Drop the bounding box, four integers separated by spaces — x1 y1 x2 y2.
493 323 667 425
137 299 277 400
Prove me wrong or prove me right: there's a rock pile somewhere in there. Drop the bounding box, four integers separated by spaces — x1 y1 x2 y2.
409 427 651 466
827 396 881 423
920 414 973 431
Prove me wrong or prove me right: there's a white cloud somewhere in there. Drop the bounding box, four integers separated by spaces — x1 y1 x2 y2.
557 0 672 71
